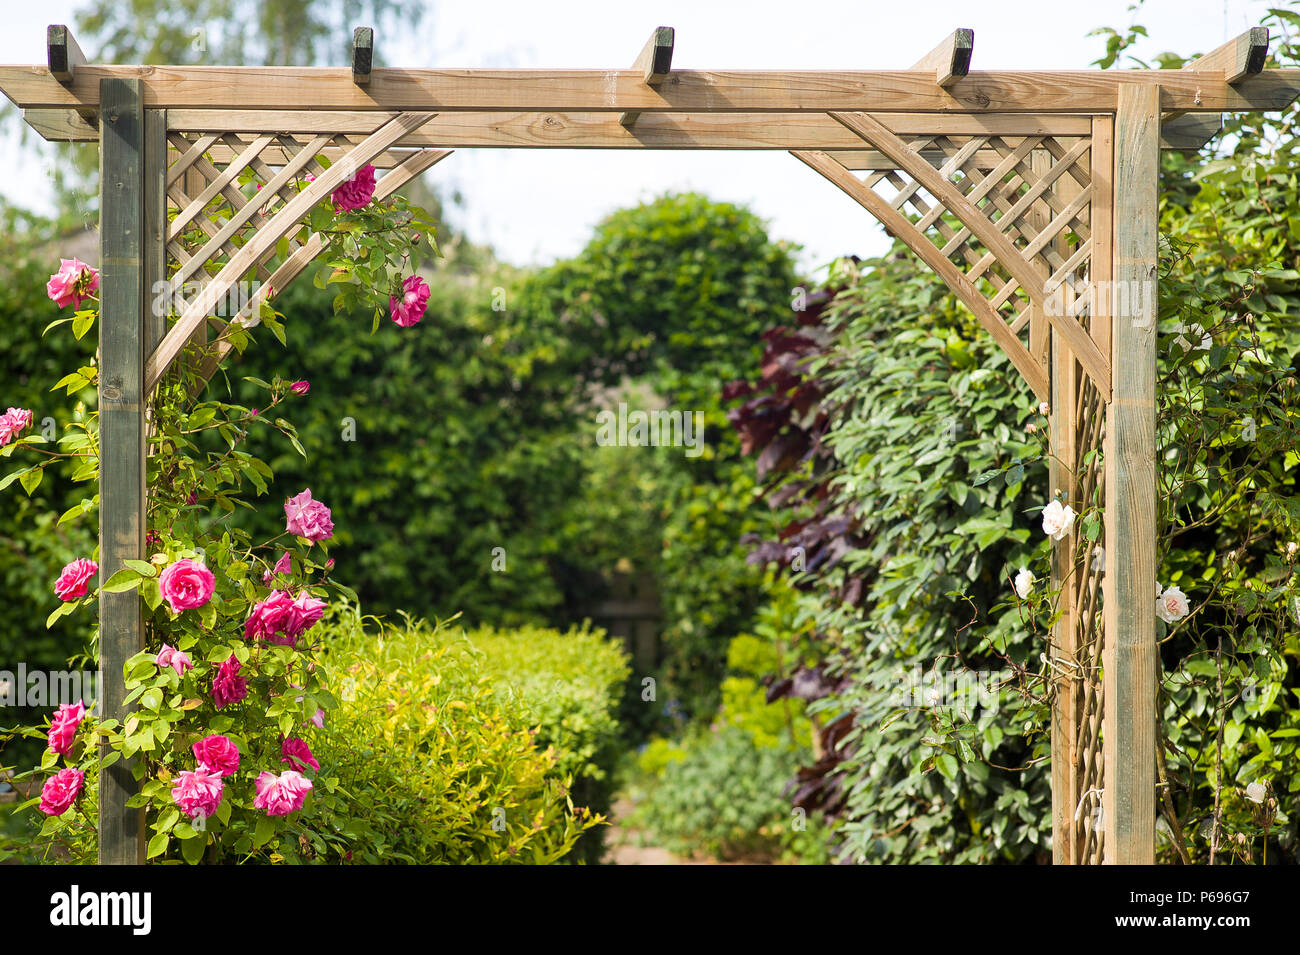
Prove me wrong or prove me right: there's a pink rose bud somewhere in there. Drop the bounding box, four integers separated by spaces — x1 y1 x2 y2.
39 768 84 816
46 701 85 755
263 550 293 583
284 488 334 542
389 275 430 328
281 737 321 772
46 258 100 309
155 643 194 677
290 380 310 396
158 558 216 613
54 558 98 602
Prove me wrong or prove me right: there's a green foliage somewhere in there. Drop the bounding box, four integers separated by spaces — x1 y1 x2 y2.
439 621 631 862
633 725 822 863
313 611 603 864
0 237 98 771
747 13 1300 864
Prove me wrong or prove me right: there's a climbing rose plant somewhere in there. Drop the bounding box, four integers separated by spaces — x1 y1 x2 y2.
4 164 439 863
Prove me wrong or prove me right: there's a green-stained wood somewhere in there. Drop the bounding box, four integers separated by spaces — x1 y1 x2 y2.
144 109 167 353
98 77 147 865
352 27 374 86
1103 83 1160 865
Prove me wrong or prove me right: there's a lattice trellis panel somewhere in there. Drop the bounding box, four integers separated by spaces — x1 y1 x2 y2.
147 111 450 390
793 112 1111 406
1053 365 1107 865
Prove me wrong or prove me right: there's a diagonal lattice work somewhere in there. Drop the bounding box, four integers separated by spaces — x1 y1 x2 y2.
1053 370 1107 865
149 112 451 390
794 113 1110 405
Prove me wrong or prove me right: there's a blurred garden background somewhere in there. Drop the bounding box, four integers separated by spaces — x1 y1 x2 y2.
2 0 1300 864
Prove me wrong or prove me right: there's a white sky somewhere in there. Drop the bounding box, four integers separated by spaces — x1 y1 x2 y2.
0 0 1282 277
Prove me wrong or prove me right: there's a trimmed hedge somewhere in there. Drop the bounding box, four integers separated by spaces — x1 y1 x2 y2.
317 610 628 864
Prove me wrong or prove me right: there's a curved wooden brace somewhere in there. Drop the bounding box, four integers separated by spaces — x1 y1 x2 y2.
793 148 1049 401
829 111 1111 402
145 109 438 391
191 147 453 391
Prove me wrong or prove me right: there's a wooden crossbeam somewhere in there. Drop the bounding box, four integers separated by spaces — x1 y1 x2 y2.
3 66 1297 113
1161 113 1222 151
46 25 85 84
19 108 1226 153
1185 26 1268 83
912 28 973 87
353 27 374 86
620 26 675 127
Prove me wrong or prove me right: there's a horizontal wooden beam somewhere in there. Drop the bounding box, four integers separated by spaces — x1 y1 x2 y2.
352 27 373 86
912 28 973 87
46 25 85 84
2 66 1297 113
1161 112 1222 150
22 107 1231 153
1185 27 1268 83
621 26 675 127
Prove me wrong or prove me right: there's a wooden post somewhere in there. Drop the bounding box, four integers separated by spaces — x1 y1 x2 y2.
98 77 147 865
1102 83 1160 865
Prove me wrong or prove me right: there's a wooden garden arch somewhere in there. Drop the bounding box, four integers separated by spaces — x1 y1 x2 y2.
3 24 1296 865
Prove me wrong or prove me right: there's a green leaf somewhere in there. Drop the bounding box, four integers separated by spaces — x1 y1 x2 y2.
147 832 170 859
101 568 144 593
180 831 208 865
46 600 77 628
19 466 44 496
253 815 276 849
0 467 35 493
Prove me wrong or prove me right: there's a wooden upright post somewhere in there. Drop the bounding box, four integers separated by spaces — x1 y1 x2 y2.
1102 84 1160 864
98 77 147 864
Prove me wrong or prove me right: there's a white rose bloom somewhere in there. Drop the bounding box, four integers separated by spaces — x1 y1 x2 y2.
1014 567 1035 599
1041 500 1076 541
1245 781 1267 805
1156 584 1190 624
1039 401 1050 416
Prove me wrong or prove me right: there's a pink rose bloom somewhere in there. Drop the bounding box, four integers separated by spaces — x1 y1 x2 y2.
290 380 310 396
284 488 333 542
288 591 328 639
254 769 313 816
262 550 293 583
211 655 247 710
0 407 34 447
245 590 296 644
192 734 241 776
46 701 85 755
39 767 84 816
281 737 320 772
46 258 100 309
158 558 216 613
53 558 98 602
171 768 224 820
389 275 430 327
155 643 194 677
331 164 377 212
